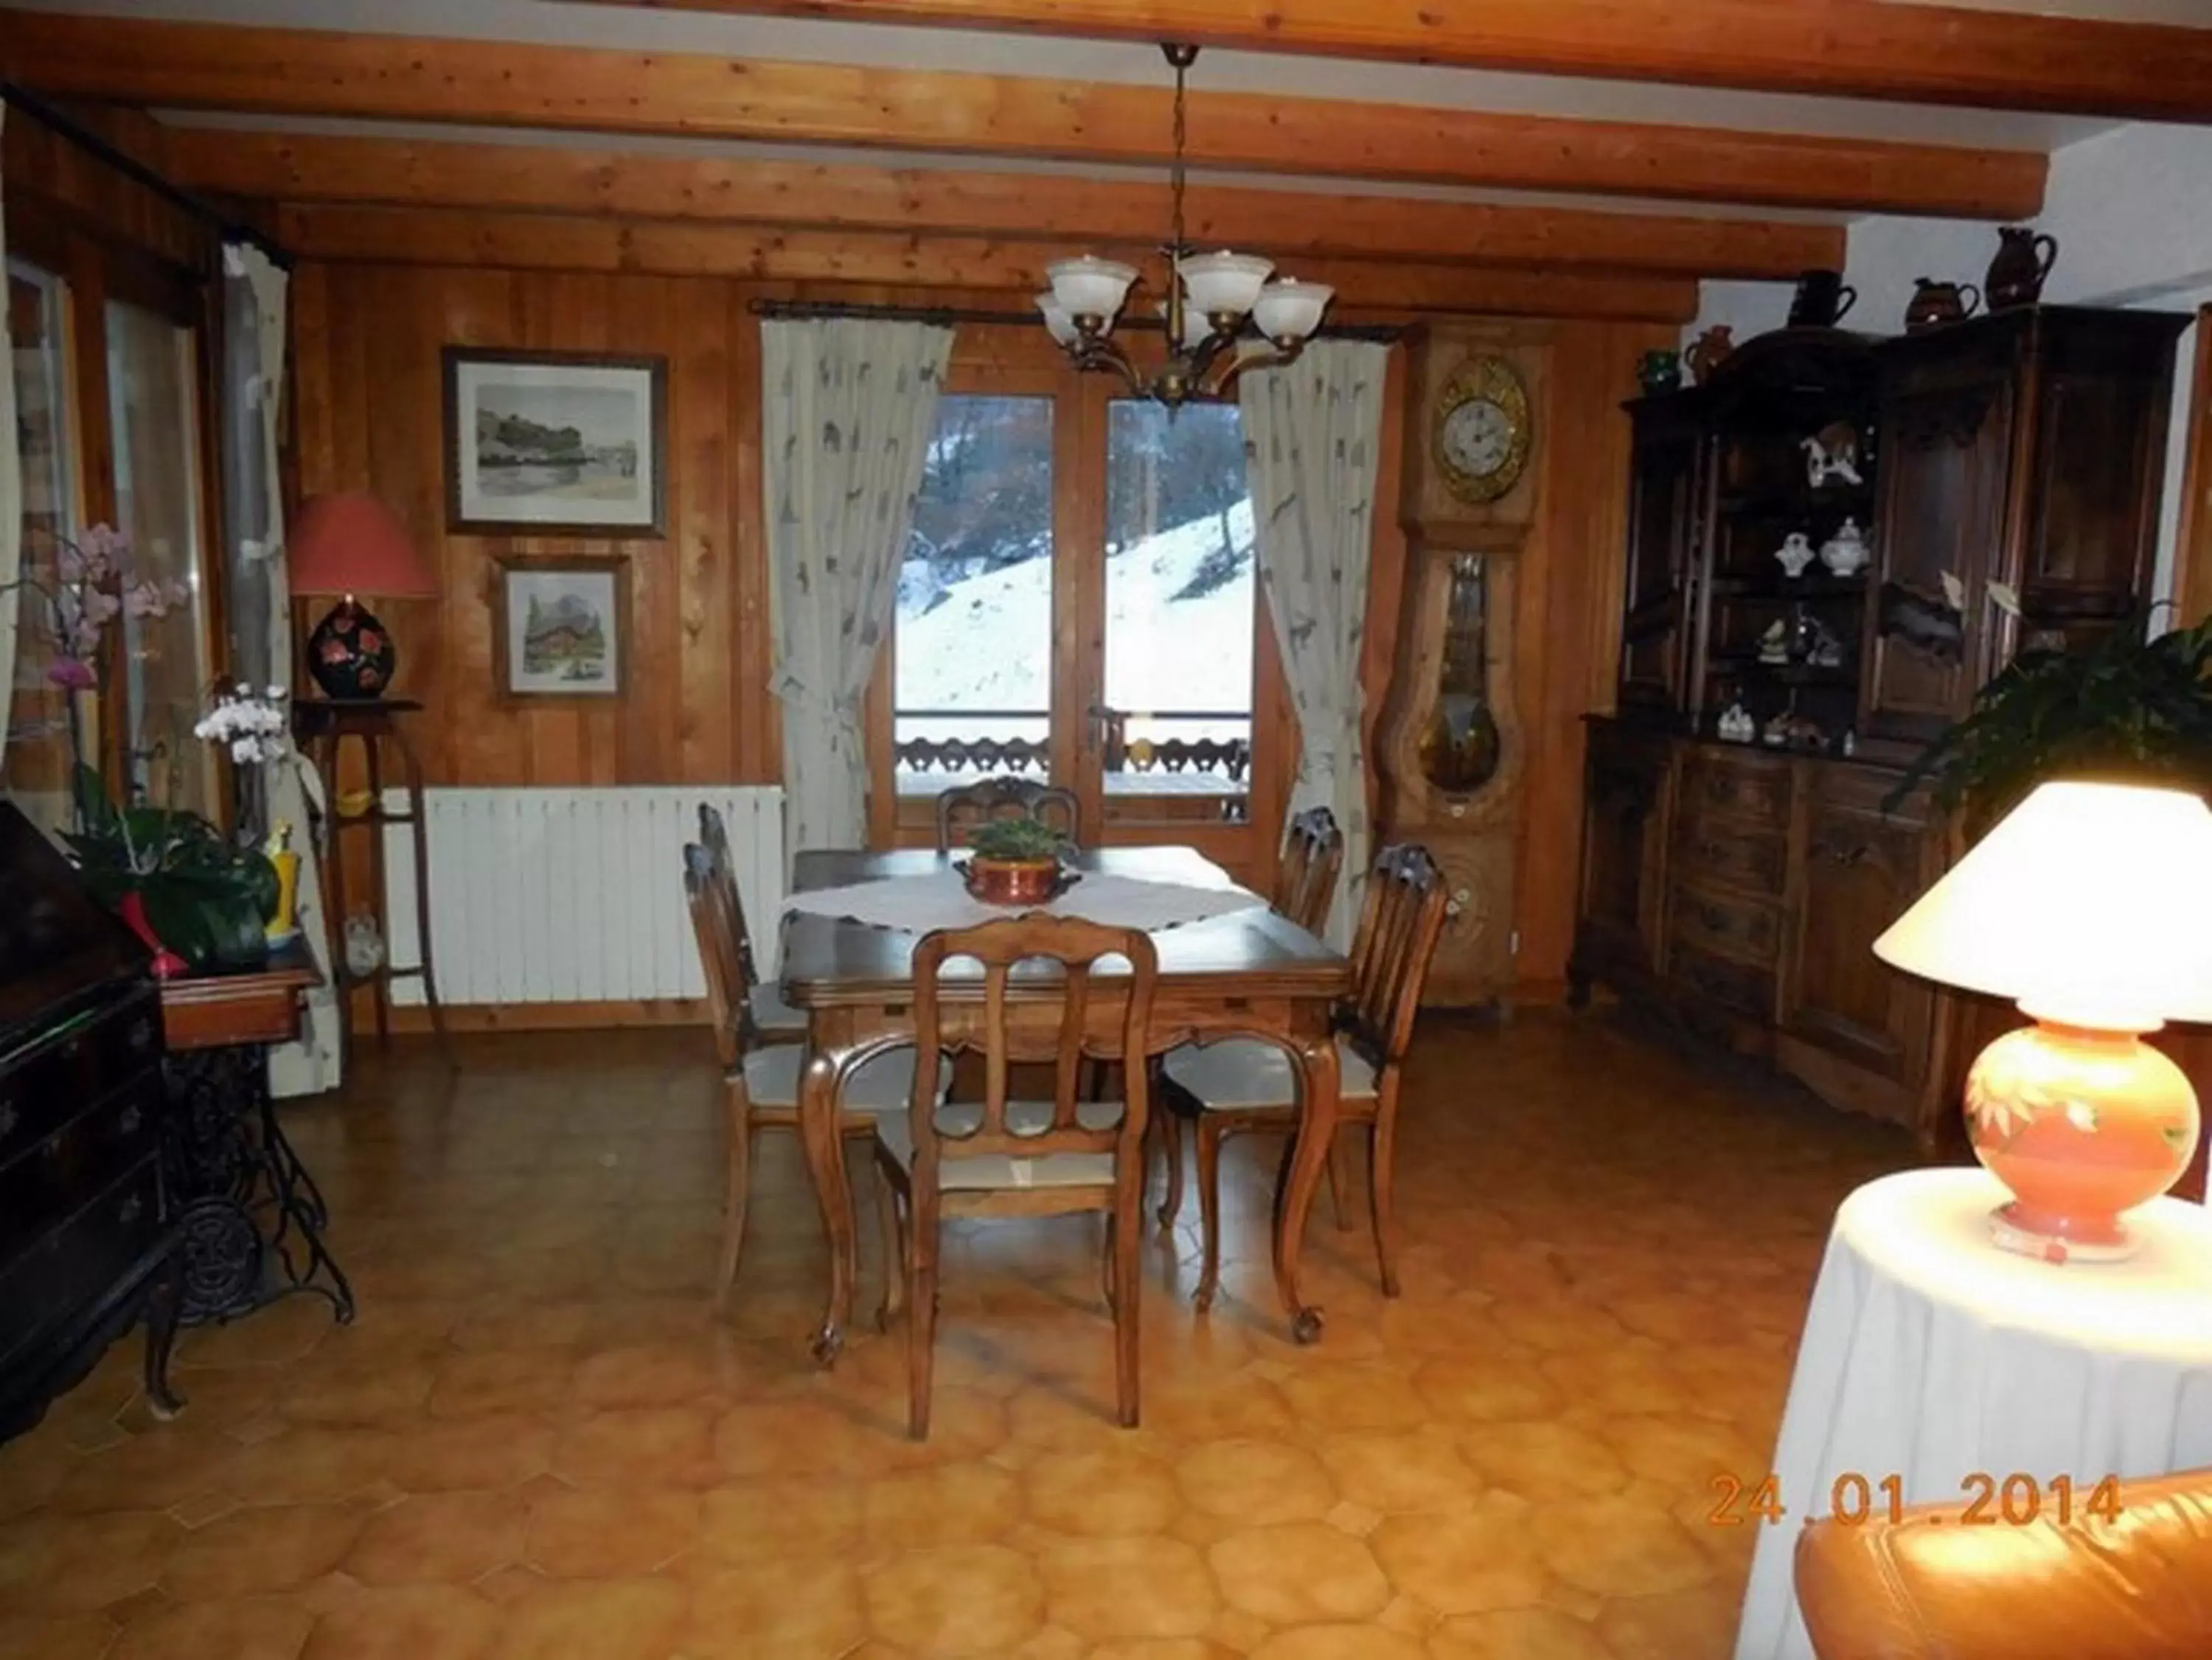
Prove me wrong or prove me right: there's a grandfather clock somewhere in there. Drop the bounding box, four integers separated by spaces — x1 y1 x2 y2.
1375 324 1547 1006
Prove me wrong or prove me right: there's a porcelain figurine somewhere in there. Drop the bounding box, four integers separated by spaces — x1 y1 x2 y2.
1809 620 1848 669
1717 700 1757 744
344 912 386 979
1820 517 1870 577
1775 531 1817 579
1986 226 2059 310
1756 619 1791 665
1801 421 1863 489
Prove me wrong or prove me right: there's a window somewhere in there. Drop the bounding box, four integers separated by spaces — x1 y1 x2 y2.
3 261 80 832
884 366 1267 854
1101 400 1253 803
105 299 215 815
894 394 1055 795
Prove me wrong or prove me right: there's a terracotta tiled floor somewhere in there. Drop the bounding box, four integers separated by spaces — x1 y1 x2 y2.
0 1008 1913 1659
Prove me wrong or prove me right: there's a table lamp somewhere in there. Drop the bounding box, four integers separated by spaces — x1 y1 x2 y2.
1874 780 2212 1263
288 492 435 700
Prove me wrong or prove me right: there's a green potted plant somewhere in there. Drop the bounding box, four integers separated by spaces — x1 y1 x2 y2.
964 816 1068 905
1895 610 2212 827
64 767 280 977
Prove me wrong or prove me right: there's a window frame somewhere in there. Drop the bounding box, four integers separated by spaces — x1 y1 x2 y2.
866 329 1294 890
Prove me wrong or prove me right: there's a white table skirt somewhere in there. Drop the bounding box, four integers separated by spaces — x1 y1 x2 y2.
1736 1168 2212 1660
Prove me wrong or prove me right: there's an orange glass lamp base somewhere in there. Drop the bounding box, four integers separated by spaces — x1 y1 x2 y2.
1965 1016 2201 1264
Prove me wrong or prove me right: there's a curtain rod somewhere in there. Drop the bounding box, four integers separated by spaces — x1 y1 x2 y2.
1 82 293 271
748 296 1402 341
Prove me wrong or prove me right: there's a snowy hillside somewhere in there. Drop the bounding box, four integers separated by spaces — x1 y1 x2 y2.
896 501 1256 725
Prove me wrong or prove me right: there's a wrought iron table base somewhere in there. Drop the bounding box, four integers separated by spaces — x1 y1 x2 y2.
163 1046 354 1328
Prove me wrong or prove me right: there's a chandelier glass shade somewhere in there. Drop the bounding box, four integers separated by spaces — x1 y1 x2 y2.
1035 45 1335 408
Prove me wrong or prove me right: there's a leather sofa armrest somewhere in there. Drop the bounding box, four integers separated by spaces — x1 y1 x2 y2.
1793 1468 2212 1659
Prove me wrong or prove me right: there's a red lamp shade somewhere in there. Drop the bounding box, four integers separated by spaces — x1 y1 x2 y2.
288 492 434 599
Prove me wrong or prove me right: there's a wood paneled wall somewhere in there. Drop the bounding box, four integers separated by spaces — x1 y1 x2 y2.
289 263 780 786
289 254 1653 994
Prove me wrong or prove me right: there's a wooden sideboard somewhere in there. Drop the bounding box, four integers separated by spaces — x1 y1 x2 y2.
1571 307 2192 1157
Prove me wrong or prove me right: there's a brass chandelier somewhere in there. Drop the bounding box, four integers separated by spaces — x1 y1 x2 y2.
1035 44 1335 410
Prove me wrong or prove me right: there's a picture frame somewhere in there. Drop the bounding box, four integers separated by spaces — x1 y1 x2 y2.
442 348 667 537
493 554 630 701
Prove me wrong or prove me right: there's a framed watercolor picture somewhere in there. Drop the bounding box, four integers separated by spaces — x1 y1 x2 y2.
494 556 629 700
443 349 667 537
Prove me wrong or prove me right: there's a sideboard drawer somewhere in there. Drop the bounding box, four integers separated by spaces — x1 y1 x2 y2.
0 1072 163 1270
0 1157 162 1374
1674 814 1788 899
1679 749 1793 827
1670 884 1784 969
1671 944 1776 1025
0 984 159 1168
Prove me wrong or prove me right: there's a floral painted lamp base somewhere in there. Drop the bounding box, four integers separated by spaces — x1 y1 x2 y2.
1965 1018 2199 1265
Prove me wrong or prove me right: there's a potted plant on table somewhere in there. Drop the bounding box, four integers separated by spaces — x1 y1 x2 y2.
964 817 1068 905
64 766 281 979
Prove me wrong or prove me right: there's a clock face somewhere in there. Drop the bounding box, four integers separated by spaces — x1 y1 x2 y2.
1430 355 1531 506
1441 399 1513 479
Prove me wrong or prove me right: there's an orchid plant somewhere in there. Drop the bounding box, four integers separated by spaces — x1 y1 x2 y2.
9 523 184 693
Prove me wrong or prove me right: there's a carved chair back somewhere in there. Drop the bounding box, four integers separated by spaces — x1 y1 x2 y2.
1272 806 1345 937
683 841 755 1074
696 801 762 985
1341 844 1451 1070
905 916 1158 1180
935 776 1085 853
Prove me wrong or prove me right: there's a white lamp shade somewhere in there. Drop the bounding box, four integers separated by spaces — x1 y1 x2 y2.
1253 279 1334 343
1179 251 1274 318
1046 256 1138 322
1035 291 1080 346
1873 780 2212 1028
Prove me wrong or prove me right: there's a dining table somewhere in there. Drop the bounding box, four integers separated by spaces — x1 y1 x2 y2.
779 844 1352 1363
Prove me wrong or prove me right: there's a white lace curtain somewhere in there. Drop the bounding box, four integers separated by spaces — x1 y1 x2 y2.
763 317 952 854
1239 338 1390 949
221 243 340 1097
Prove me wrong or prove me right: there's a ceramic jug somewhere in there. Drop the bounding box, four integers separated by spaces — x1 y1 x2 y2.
1986 227 2059 310
1787 268 1857 329
1905 278 1980 332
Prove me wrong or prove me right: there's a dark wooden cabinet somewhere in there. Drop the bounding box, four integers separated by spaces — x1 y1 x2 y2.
1619 406 1703 714
0 806 178 1441
1776 766 1944 1123
1570 722 1672 996
1861 308 2184 751
1574 307 2185 1143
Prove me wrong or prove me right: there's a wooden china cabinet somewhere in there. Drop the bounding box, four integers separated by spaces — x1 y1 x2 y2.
1571 308 2187 1145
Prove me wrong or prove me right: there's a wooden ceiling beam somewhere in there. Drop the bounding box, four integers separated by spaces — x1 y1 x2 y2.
273 203 1702 321
0 11 2045 219
167 130 1845 281
588 0 2212 125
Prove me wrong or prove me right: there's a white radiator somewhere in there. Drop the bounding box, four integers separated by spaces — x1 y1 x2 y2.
380 786 785 1006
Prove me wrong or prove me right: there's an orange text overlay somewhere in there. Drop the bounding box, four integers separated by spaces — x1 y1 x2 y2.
1708 1471 2124 1529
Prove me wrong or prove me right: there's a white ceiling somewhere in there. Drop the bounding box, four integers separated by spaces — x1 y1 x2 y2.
10 0 2134 151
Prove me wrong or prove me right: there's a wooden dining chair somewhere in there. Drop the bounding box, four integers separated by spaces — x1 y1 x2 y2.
872 915 1160 1439
684 843 921 1302
1272 806 1346 938
1159 843 1451 1311
697 801 806 1044
934 776 1084 853
1152 804 1347 1227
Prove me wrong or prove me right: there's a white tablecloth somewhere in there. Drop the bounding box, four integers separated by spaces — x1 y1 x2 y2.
1736 1168 2212 1659
783 868 1265 935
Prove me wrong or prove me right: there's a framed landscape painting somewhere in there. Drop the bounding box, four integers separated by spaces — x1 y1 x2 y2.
444 349 667 536
494 555 629 700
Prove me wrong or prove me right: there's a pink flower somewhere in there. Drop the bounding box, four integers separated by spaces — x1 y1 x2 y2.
81 588 120 628
78 524 126 581
46 657 97 691
124 579 170 620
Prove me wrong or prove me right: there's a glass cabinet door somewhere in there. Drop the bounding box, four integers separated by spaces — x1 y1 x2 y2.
3 260 80 832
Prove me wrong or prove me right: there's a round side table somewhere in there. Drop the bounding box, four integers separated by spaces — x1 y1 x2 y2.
1735 1168 2212 1660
